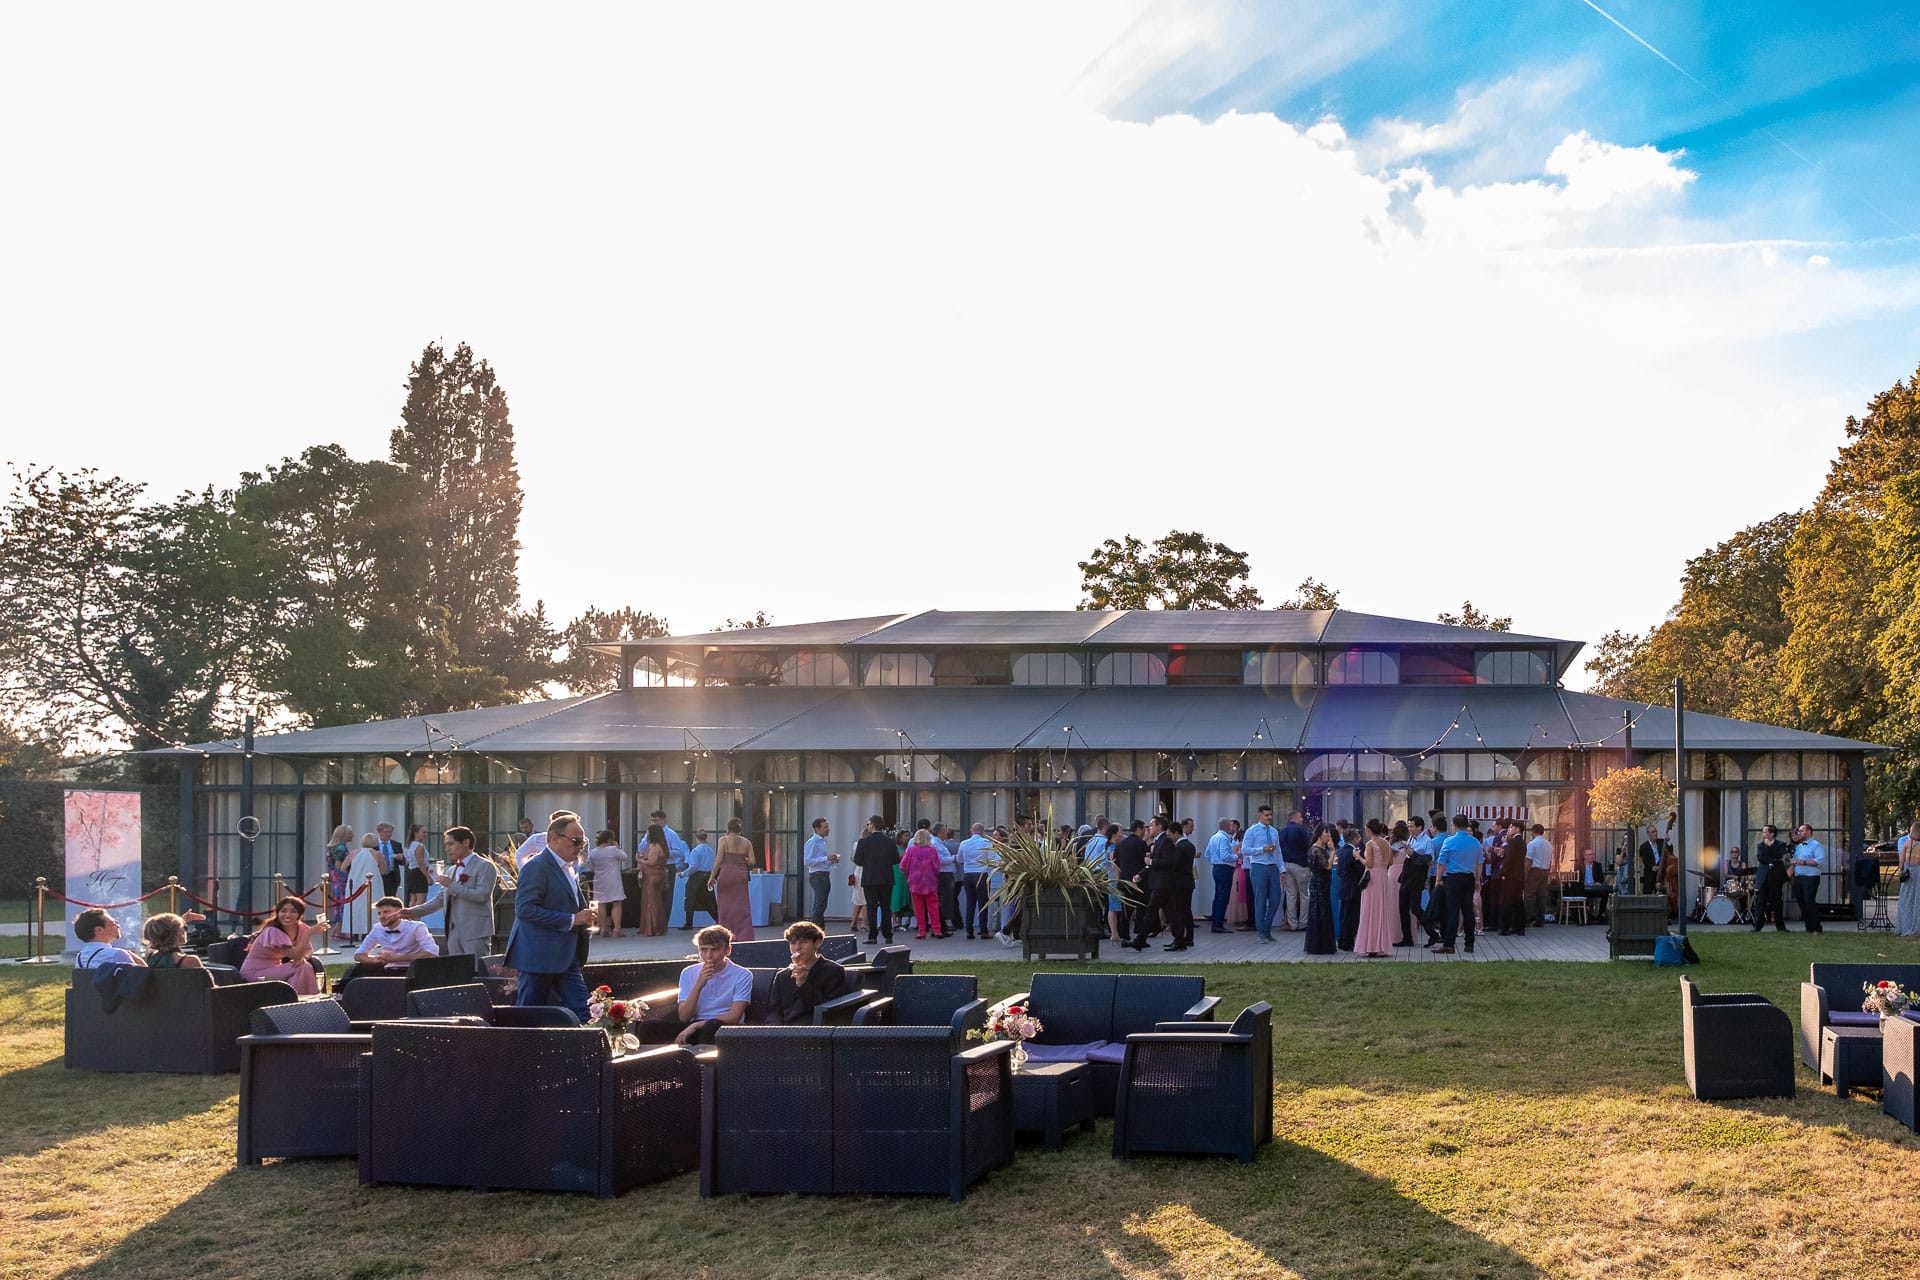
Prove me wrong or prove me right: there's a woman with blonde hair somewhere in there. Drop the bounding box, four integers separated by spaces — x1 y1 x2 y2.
141 913 204 971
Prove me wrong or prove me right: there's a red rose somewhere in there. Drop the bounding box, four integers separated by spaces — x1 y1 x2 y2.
1008 1005 1024 1015
457 872 469 883
608 1001 629 1019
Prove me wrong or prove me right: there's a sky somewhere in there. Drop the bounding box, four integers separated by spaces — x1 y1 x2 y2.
4 2 1918 689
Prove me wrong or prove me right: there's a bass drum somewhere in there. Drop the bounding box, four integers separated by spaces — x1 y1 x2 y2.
1704 894 1736 925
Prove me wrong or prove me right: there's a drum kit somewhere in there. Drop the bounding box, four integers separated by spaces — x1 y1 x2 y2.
1695 872 1754 926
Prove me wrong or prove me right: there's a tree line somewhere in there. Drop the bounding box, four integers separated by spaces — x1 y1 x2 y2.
1587 361 1920 830
0 341 742 760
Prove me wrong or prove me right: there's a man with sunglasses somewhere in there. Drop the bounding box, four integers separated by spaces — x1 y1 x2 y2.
504 815 598 1018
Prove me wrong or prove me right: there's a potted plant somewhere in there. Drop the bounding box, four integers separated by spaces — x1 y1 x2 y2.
985 826 1114 961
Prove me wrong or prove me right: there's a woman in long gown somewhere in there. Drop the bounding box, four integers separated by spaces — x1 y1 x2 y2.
343 834 383 938
1896 818 1920 937
1303 825 1336 955
638 824 670 937
1355 818 1401 957
712 817 756 941
324 824 353 940
241 896 321 995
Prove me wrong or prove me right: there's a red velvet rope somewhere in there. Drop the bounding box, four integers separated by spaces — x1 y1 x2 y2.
42 884 174 911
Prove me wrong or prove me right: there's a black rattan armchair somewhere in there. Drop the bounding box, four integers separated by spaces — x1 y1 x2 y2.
358 1023 702 1196
64 968 298 1074
844 944 913 998
1112 1001 1272 1162
336 976 410 1022
403 953 478 992
1681 976 1795 1100
238 1002 371 1165
1884 1012 1918 1131
852 974 986 1042
405 983 582 1026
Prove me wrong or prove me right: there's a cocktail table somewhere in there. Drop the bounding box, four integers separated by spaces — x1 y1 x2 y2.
1010 1061 1096 1150
1820 1025 1883 1098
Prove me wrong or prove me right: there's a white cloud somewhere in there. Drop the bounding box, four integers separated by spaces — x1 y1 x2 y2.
0 2 1915 677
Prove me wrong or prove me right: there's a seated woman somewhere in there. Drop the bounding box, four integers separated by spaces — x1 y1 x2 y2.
141 913 205 971
241 895 322 996
768 920 851 1024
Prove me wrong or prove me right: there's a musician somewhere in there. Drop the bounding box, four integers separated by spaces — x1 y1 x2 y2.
1752 825 1790 932
1721 846 1751 916
1638 831 1661 895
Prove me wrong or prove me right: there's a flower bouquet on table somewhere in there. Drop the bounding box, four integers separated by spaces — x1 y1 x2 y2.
588 985 649 1054
968 1003 1043 1071
1861 980 1917 1021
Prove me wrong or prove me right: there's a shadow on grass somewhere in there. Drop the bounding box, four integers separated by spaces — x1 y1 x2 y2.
59 1135 1543 1280
0 1053 236 1163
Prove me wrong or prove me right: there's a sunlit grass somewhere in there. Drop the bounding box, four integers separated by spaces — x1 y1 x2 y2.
4 930 1918 1279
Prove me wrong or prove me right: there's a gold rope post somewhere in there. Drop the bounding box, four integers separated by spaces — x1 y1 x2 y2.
313 870 337 956
271 872 284 909
21 876 58 965
166 875 180 917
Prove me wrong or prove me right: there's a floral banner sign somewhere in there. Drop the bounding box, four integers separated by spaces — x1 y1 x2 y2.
64 790 142 954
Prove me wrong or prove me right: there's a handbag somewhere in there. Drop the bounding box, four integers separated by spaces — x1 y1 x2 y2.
1356 868 1372 892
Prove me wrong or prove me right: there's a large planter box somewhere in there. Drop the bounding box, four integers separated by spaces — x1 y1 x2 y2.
1020 889 1104 962
1607 894 1669 959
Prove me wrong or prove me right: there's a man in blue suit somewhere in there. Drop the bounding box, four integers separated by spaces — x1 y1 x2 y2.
504 814 597 1018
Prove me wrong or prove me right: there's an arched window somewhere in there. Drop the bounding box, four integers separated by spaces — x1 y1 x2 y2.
1092 653 1167 686
1012 651 1085 685
1245 651 1316 687
779 651 852 687
1326 649 1399 685
861 653 933 687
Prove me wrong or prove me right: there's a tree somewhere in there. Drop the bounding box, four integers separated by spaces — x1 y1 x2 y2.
388 342 526 697
1076 531 1263 610
716 612 773 630
553 607 671 695
1277 577 1340 610
0 467 272 751
1586 766 1676 841
1436 602 1512 631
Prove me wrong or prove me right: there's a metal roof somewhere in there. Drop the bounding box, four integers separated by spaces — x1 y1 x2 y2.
169 682 1883 758
840 610 1127 647
1090 610 1332 645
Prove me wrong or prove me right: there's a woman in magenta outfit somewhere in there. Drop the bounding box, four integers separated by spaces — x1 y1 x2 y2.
241 896 322 995
900 829 945 939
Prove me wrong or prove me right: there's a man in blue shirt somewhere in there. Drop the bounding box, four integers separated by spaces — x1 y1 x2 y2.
1790 822 1826 933
1242 805 1282 943
1204 818 1239 934
1431 815 1484 955
802 817 838 926
957 822 996 939
680 830 716 930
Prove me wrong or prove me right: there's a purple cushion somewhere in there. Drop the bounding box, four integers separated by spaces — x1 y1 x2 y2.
1829 1011 1880 1026
1082 1042 1129 1065
1905 1010 1920 1023
1021 1041 1104 1064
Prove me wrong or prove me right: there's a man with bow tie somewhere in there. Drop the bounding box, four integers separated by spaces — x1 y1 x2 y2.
503 815 597 1018
434 825 497 956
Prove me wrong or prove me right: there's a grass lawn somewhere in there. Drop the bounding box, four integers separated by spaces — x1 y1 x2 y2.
5 931 1919 1280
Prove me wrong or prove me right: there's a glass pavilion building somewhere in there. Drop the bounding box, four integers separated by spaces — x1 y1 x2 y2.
170 609 1879 920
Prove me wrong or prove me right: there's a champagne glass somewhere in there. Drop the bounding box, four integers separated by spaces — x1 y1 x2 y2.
585 895 600 935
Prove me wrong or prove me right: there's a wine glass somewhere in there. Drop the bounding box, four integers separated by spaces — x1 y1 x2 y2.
585 895 600 935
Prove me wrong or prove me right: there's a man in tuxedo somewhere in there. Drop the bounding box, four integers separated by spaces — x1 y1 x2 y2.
1496 827 1529 936
434 824 496 956
1129 817 1180 951
851 815 899 945
1111 820 1151 941
503 815 597 1019
1334 836 1365 952
1168 819 1198 950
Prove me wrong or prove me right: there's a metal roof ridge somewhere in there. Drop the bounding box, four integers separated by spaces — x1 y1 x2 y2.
1550 688 1584 751
846 612 922 644
1081 611 1130 645
450 691 611 751
1314 609 1335 644
730 687 854 752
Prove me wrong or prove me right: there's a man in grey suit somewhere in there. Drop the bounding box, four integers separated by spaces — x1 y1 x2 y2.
434 825 497 956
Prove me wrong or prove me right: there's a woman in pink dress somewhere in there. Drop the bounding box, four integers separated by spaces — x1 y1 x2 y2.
900 830 945 939
241 896 321 995
712 818 756 941
1354 818 1400 958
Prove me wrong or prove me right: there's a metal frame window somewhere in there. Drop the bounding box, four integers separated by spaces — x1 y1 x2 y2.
1474 649 1552 685
1325 649 1399 685
1166 650 1241 686
1245 650 1317 687
1092 652 1168 686
1011 651 1085 686
780 651 852 686
861 652 933 687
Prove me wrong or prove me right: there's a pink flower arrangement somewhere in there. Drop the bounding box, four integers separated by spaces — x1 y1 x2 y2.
972 1002 1043 1045
1861 980 1916 1018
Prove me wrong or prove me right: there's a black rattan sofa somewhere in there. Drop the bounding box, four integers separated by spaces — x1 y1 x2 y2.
64 968 297 1074
852 974 986 1043
358 1022 702 1196
1679 977 1795 1101
1799 963 1920 1071
699 1025 1014 1202
1112 1002 1273 1162
994 973 1218 1114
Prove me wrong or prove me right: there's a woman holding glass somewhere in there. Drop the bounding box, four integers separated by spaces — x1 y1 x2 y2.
588 830 629 938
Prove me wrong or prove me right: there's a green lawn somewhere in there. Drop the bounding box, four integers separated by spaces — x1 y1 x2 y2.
5 932 1919 1280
